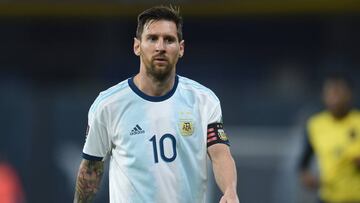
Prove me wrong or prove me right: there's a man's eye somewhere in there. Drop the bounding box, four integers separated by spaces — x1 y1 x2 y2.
148 36 157 42
165 38 175 43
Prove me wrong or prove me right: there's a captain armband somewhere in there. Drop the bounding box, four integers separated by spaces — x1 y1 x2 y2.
207 123 230 147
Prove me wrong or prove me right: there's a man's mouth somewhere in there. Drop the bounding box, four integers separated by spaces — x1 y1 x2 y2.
153 56 168 64
153 57 167 61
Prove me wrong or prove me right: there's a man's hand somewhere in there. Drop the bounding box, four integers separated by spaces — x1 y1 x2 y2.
219 188 240 203
300 170 318 190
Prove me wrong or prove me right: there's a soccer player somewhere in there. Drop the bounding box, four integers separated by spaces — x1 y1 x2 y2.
298 73 360 203
73 5 239 203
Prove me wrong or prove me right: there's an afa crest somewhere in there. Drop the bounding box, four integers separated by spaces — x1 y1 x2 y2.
179 120 194 136
218 129 228 141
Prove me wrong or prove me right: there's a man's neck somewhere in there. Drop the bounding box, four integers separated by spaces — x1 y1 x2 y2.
133 72 175 97
330 107 351 120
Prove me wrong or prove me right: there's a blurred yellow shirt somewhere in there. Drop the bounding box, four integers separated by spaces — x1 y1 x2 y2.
307 110 360 202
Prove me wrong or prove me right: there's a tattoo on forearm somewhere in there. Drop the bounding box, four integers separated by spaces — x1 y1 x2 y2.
74 160 104 203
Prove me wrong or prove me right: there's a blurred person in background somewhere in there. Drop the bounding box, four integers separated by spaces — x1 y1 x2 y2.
73 5 239 203
298 73 360 203
0 152 25 203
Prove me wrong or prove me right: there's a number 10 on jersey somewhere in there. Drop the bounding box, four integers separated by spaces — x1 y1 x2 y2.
149 134 177 163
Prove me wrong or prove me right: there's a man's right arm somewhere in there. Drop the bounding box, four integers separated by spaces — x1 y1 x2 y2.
74 159 104 203
298 131 318 189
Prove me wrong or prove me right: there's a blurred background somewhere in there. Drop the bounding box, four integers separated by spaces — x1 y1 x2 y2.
1 0 360 202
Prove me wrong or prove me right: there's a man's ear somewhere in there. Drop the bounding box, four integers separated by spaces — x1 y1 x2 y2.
179 40 185 58
133 37 140 56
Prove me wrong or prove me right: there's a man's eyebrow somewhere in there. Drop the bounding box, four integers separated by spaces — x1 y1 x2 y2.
145 33 177 39
164 34 176 39
145 34 158 38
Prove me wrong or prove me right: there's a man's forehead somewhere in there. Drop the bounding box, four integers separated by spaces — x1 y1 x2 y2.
143 19 178 36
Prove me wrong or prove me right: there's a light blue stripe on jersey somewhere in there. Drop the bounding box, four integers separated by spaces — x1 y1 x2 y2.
178 76 219 102
90 79 129 113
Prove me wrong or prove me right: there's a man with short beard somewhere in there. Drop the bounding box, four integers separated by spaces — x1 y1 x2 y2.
74 5 239 203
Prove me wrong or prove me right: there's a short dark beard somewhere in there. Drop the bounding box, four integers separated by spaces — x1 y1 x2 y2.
146 63 173 82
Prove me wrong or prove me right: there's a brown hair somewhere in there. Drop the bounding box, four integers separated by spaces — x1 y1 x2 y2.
136 5 183 41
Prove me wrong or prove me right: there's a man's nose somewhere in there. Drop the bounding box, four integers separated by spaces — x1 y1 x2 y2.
155 39 165 51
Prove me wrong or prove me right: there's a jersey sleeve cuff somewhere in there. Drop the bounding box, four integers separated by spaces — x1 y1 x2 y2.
82 152 103 161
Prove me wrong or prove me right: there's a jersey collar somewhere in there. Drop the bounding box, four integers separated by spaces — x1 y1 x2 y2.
128 75 179 102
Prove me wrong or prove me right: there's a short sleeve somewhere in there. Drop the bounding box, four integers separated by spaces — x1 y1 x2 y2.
82 105 111 161
208 102 222 124
207 102 230 147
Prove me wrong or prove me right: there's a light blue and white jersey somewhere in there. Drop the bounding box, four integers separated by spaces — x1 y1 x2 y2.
83 75 224 203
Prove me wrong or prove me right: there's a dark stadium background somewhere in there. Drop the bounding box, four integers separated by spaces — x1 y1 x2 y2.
1 1 360 202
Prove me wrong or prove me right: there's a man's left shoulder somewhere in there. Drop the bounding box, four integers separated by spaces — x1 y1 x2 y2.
178 75 219 101
350 109 360 119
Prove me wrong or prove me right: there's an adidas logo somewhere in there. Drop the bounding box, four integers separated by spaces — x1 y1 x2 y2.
130 124 145 135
